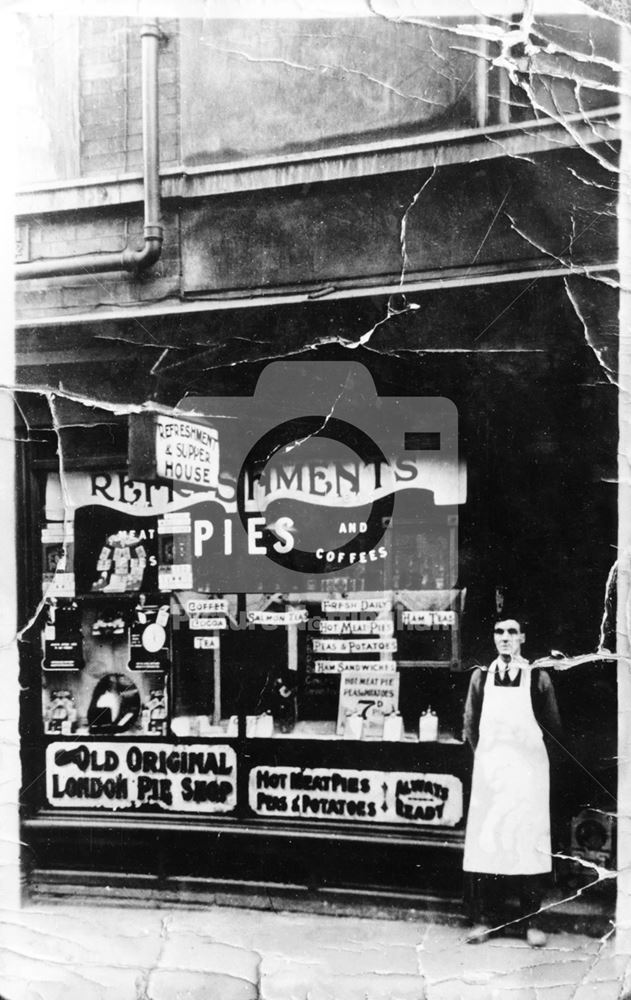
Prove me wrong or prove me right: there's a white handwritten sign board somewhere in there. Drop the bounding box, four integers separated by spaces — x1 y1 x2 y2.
336 670 400 736
314 660 397 673
246 609 308 626
313 638 397 654
250 765 463 826
319 619 394 635
46 742 236 813
187 599 229 615
189 617 227 630
322 598 391 613
401 610 455 628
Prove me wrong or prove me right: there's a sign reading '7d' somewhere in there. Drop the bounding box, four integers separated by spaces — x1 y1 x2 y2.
336 670 400 734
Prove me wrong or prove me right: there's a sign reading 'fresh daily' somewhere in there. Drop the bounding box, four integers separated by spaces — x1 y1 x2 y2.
46 743 236 813
250 766 463 826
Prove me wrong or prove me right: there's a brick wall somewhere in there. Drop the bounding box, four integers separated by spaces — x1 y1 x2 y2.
79 17 179 178
18 204 181 318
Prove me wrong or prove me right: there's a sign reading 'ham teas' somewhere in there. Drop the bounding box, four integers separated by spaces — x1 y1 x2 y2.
46 742 236 813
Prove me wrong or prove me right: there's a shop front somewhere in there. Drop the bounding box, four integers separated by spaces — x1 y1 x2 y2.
17 282 617 915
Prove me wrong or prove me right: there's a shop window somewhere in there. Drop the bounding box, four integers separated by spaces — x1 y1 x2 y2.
237 585 463 743
170 594 239 737
37 435 467 837
39 468 464 748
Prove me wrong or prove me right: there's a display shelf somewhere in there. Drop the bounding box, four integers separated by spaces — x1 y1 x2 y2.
168 716 465 744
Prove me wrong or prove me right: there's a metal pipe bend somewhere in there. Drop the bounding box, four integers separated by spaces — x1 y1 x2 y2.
16 19 163 282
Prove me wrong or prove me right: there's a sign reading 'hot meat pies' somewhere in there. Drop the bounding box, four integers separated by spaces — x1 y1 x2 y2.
250 766 463 826
47 742 236 813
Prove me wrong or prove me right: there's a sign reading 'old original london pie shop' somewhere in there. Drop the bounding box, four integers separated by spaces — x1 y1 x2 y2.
47 743 236 813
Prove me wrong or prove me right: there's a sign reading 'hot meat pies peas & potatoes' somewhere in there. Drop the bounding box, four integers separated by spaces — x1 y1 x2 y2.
250 765 463 825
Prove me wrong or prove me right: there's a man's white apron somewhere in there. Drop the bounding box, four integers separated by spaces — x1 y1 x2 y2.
463 659 551 875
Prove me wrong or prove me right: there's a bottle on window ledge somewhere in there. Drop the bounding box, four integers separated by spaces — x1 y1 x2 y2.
419 706 439 742
383 710 403 741
344 710 363 740
256 711 274 738
275 679 297 734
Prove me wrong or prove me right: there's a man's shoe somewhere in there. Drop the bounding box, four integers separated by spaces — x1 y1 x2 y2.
466 924 491 944
526 928 547 948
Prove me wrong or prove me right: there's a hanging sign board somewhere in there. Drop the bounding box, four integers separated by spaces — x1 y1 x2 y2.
187 599 229 615
129 411 219 490
319 619 394 636
192 635 220 650
189 617 227 630
401 610 455 628
313 638 397 654
314 660 397 674
246 609 308 626
322 598 391 613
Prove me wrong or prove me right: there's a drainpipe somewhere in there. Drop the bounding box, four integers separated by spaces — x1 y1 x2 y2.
16 21 163 281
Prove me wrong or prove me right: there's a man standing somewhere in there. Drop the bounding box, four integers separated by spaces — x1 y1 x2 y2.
463 617 562 947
